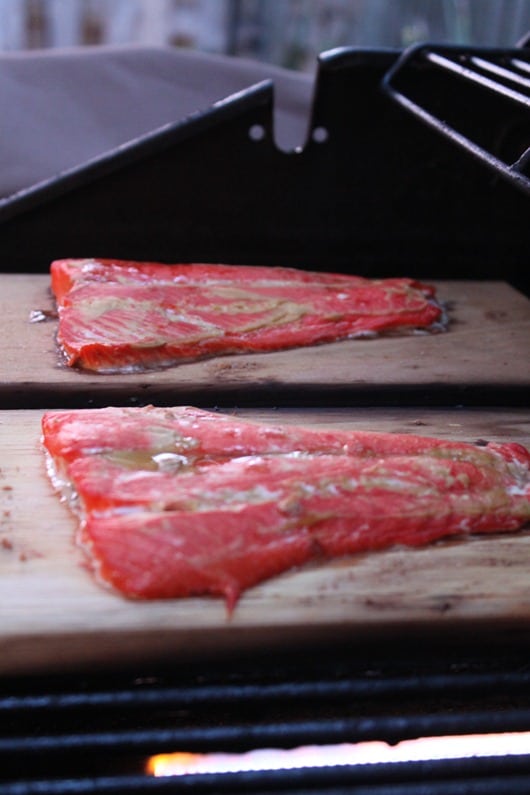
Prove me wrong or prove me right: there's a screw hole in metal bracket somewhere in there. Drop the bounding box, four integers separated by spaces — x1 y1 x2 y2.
248 124 266 142
312 126 329 143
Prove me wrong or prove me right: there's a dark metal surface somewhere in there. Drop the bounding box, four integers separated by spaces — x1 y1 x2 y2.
3 761 530 795
0 46 528 294
2 642 530 793
382 42 530 196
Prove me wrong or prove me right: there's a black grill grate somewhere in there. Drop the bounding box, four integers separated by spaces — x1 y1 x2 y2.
382 41 530 195
3 643 530 793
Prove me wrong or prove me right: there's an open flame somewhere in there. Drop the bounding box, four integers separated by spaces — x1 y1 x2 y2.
147 731 530 777
146 752 202 776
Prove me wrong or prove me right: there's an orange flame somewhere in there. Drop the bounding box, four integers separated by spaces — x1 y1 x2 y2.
146 752 205 777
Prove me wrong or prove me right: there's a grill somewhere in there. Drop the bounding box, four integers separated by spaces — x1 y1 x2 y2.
1 35 530 795
4 642 530 794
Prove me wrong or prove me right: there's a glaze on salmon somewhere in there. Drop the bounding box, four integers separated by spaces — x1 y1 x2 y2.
42 406 530 611
50 259 444 372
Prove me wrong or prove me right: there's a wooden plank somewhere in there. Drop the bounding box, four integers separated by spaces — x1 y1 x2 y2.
1 276 529 406
0 406 529 675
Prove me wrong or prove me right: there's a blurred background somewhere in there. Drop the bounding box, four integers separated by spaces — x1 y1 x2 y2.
1 0 529 70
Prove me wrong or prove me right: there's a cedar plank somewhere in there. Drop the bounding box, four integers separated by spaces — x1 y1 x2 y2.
1 276 529 405
1 406 529 674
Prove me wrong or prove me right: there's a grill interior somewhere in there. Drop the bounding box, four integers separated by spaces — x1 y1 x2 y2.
2 36 530 795
3 641 530 793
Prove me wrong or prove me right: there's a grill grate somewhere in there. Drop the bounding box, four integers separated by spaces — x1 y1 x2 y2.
2 643 530 793
382 41 530 194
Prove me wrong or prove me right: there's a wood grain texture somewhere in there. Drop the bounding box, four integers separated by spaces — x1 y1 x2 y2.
1 406 529 674
1 276 529 406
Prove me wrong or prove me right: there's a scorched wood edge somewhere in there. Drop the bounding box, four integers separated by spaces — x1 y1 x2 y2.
0 407 529 674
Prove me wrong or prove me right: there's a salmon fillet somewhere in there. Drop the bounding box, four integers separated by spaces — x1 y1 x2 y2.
50 259 444 372
42 406 530 611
